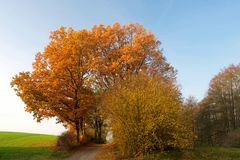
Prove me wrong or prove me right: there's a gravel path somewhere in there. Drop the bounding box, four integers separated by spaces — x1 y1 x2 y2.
65 143 103 160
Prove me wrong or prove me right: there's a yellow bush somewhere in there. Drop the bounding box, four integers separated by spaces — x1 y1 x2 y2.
102 74 194 157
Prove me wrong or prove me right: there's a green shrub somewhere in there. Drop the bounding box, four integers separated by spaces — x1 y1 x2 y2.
55 131 78 151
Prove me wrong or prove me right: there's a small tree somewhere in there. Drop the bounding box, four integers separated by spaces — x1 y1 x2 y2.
184 96 199 137
102 74 194 157
85 107 105 143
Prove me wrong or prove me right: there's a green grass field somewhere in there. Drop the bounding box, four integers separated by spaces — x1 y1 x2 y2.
0 132 68 160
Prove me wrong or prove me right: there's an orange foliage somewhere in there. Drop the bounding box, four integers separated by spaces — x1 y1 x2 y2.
11 23 175 142
91 23 176 88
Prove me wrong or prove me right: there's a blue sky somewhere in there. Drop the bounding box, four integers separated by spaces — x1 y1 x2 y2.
0 0 239 134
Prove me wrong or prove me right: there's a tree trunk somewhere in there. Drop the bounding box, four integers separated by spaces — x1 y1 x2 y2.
75 122 80 143
94 117 98 142
99 122 102 143
80 117 84 135
94 128 97 141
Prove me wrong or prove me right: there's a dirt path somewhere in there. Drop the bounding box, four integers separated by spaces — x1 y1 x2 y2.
65 143 104 160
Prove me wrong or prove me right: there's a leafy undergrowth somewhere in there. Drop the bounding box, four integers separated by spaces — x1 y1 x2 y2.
95 144 240 160
0 132 69 160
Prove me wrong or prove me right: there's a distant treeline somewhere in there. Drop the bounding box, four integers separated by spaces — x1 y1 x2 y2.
185 64 240 146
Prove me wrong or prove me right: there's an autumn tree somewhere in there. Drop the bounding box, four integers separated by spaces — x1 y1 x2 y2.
89 23 176 142
102 74 194 157
197 64 240 144
11 27 97 143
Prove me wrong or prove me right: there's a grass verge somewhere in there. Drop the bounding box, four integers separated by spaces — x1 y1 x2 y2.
0 132 69 160
95 144 240 160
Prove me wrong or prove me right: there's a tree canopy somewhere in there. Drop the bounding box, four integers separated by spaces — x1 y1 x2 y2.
11 23 176 143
